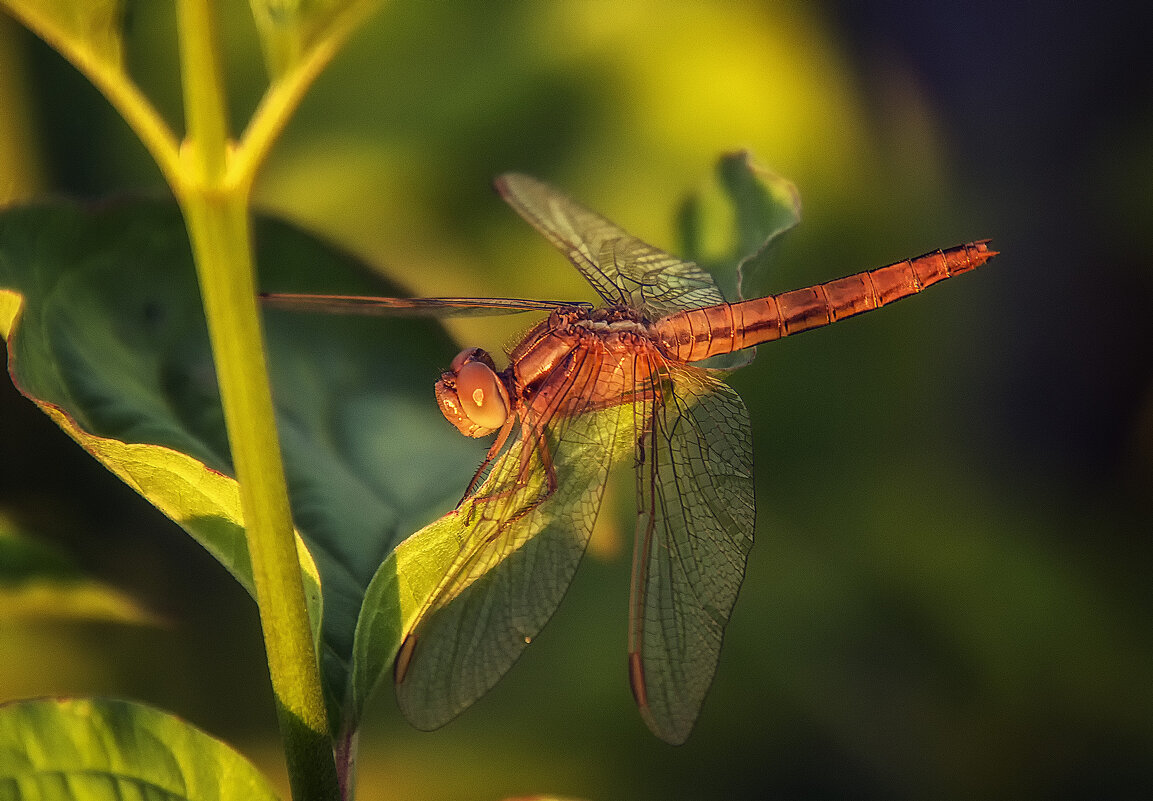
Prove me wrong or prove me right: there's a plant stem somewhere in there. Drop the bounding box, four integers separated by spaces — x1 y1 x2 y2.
180 192 339 801
175 2 338 799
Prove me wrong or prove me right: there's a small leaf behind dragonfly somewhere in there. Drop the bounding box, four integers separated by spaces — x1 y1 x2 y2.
677 151 802 370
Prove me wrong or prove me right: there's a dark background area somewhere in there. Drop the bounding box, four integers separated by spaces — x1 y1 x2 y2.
1 2 1150 799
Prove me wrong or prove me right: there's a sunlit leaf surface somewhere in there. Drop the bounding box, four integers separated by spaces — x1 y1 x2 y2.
0 697 279 800
353 402 635 728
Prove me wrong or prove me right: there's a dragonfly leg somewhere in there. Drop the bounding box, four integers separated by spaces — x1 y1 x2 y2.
462 414 518 501
457 413 559 532
520 417 559 497
476 420 561 538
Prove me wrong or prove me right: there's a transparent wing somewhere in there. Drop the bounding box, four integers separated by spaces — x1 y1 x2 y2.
496 173 727 319
394 346 635 730
628 361 755 744
261 292 591 317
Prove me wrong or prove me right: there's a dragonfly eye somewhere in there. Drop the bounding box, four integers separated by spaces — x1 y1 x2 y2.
455 360 509 432
435 350 510 437
451 346 496 373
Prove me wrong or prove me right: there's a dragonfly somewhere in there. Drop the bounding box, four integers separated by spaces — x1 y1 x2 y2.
263 172 996 744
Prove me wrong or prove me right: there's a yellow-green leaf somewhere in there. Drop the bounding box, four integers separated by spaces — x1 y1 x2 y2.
0 697 280 800
1 0 124 74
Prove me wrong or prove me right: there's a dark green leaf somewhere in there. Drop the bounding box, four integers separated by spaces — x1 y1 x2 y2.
0 199 480 720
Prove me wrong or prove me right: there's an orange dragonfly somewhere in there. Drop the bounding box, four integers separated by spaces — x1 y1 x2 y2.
264 173 995 744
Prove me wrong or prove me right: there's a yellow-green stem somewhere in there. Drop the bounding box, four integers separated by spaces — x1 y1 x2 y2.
180 191 338 801
176 2 338 798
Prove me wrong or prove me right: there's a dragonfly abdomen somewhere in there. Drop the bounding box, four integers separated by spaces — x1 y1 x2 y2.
655 240 996 362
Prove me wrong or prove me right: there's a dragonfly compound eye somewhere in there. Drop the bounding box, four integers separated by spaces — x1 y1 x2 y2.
455 360 509 432
435 356 510 438
450 346 497 373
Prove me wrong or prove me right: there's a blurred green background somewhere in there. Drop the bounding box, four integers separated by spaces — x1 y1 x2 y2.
1 2 1151 799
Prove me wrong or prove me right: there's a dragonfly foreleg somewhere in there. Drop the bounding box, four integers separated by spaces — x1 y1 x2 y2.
459 411 559 527
462 413 518 502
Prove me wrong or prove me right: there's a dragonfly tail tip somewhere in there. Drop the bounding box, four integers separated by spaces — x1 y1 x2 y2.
972 239 999 263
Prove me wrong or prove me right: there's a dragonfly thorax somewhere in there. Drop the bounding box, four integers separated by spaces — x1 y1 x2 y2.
587 303 650 326
578 307 650 336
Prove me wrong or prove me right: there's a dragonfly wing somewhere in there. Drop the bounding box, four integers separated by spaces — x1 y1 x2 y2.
628 362 755 744
260 293 590 317
394 348 632 730
496 173 727 318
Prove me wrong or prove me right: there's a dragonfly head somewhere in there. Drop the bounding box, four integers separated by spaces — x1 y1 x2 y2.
435 348 511 437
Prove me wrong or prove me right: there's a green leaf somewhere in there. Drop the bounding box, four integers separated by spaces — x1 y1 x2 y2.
0 200 322 662
0 513 162 624
0 199 479 721
0 697 280 800
677 151 801 370
349 508 464 725
679 150 802 298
